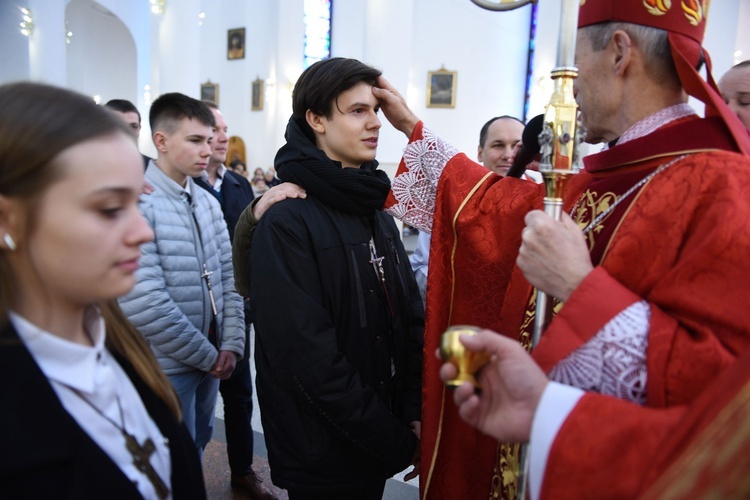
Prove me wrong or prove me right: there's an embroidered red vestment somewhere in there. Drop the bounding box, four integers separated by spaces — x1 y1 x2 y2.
416 153 542 499
385 117 750 499
542 348 750 499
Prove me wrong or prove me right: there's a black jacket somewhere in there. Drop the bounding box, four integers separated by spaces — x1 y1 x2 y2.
250 169 424 491
194 169 255 242
0 323 206 499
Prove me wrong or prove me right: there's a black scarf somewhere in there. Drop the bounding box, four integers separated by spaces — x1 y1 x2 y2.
275 117 391 215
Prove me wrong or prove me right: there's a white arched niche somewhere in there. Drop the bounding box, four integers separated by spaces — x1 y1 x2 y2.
66 0 137 104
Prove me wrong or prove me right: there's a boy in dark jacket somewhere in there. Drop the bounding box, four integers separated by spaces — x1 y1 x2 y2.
248 58 424 499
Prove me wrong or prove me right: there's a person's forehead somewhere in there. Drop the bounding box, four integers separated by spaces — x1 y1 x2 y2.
211 108 227 126
114 110 139 123
174 117 212 136
337 82 377 105
720 66 750 87
488 119 523 140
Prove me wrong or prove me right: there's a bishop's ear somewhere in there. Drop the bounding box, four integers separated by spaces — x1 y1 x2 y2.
610 30 633 76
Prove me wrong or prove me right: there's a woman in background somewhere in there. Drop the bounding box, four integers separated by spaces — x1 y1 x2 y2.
263 167 279 188
252 177 270 197
0 82 205 499
229 159 249 179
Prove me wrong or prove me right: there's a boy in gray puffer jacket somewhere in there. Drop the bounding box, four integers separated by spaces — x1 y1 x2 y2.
119 93 244 453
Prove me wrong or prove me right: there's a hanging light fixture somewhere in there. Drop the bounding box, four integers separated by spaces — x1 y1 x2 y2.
149 0 166 15
19 7 34 37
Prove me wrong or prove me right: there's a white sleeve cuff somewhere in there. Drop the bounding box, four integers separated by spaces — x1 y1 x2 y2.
529 382 585 500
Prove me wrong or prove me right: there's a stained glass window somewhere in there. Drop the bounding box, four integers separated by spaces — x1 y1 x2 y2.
523 3 538 123
303 0 332 68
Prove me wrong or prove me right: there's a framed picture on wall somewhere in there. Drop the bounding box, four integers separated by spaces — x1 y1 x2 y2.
227 28 246 60
200 80 219 105
251 78 264 111
426 68 457 108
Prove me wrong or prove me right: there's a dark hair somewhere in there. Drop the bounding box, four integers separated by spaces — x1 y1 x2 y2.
202 100 219 111
0 82 181 420
1 84 129 200
229 159 246 172
479 115 524 147
292 57 382 142
105 98 141 124
149 92 215 135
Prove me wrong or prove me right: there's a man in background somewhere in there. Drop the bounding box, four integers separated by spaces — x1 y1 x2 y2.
477 115 524 177
104 98 152 168
719 60 750 132
193 101 275 500
410 115 538 302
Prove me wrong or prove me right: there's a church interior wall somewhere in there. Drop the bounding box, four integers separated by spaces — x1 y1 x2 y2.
0 0 747 171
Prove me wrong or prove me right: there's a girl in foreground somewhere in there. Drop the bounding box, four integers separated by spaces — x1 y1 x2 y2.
0 82 205 499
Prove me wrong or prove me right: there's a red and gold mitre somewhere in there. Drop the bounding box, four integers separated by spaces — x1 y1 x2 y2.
577 0 750 155
578 0 710 42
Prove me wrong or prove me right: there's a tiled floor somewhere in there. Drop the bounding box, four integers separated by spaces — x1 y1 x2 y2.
203 438 287 499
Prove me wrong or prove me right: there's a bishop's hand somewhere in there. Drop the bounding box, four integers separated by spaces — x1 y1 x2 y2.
517 210 593 302
372 76 420 138
438 330 548 443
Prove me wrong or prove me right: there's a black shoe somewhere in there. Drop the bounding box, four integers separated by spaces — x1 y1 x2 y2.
231 471 278 500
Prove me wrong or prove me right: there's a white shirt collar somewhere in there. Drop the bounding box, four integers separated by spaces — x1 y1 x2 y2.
10 308 106 394
200 164 227 191
182 177 192 197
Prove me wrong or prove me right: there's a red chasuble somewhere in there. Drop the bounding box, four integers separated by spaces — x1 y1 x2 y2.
415 151 543 500
532 118 750 408
387 117 750 499
542 348 750 499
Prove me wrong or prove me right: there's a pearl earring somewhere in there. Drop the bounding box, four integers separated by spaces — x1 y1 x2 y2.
3 233 16 251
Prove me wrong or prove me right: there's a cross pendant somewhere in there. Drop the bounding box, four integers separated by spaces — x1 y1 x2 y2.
368 240 386 285
201 264 218 316
124 432 170 500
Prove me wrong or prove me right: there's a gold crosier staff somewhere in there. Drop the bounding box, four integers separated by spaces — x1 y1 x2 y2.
517 0 585 497
468 1 585 499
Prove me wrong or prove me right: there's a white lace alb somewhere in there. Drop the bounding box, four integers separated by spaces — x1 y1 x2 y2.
386 126 458 233
612 103 696 147
548 301 650 404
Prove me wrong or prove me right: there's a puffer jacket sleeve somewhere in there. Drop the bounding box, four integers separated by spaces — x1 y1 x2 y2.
214 208 245 358
119 196 219 373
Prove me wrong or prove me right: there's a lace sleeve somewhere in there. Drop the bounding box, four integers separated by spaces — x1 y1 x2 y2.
385 126 459 232
548 301 650 405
